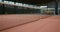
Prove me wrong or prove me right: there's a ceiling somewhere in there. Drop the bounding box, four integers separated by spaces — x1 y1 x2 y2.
6 0 54 6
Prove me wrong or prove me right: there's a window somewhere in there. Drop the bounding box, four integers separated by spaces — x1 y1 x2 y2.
0 0 3 2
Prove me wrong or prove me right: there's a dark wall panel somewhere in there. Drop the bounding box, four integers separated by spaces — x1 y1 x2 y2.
0 4 4 14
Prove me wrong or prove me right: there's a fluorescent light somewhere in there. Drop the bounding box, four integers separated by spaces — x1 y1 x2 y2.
40 6 47 8
3 1 41 9
4 1 14 5
4 1 9 4
15 2 23 6
8 1 14 5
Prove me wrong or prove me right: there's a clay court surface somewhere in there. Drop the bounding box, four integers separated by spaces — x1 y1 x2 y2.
0 14 60 32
